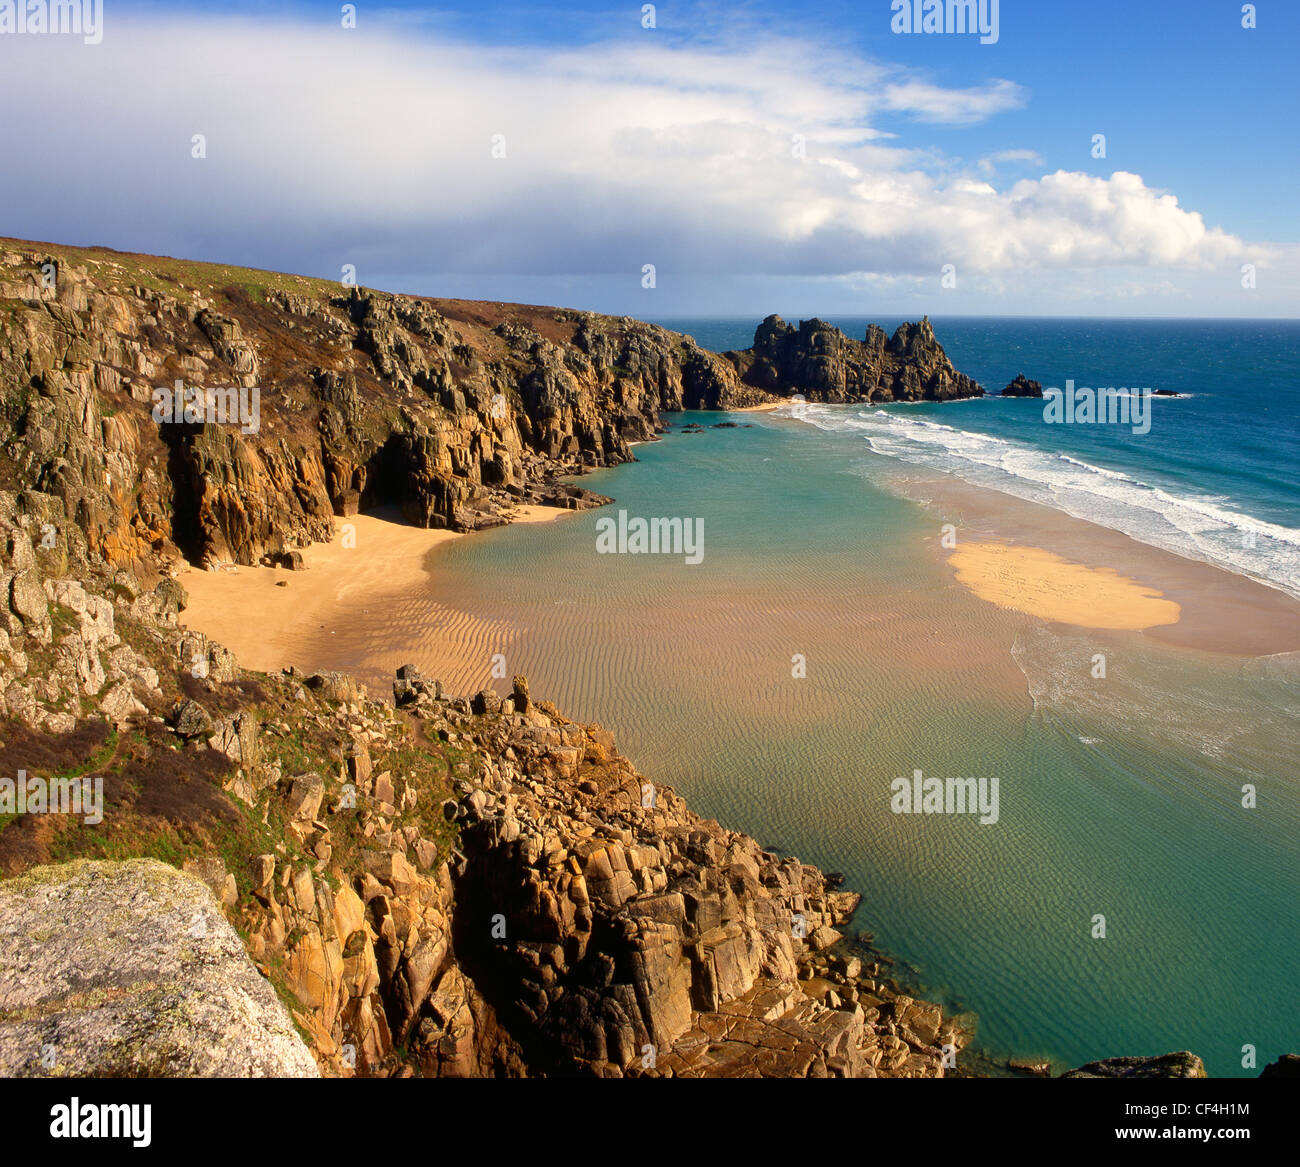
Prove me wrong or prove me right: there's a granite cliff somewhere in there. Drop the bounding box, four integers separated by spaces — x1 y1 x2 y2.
723 314 984 404
0 494 962 1076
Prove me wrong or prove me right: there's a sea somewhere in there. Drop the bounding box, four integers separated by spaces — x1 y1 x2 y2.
375 317 1300 1076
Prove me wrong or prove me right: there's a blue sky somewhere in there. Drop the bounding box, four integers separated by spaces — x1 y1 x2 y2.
2 0 1296 315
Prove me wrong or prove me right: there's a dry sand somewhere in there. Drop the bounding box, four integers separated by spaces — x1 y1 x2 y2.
179 505 573 680
948 541 1181 630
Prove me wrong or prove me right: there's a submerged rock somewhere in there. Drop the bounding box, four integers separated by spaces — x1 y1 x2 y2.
1061 1051 1206 1078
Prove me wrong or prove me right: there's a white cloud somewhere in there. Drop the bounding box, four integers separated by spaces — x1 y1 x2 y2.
881 78 1026 125
978 148 1044 176
0 13 1281 314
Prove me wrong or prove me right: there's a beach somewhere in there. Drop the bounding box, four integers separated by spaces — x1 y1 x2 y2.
179 505 575 685
899 472 1300 657
947 541 1182 631
180 465 1300 688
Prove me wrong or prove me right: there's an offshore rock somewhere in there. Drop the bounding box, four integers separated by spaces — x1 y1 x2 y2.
1001 373 1044 397
1060 1051 1207 1079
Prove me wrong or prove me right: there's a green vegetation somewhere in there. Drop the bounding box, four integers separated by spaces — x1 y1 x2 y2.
0 236 341 313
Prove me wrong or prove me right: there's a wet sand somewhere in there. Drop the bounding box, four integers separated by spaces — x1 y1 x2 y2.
179 465 1300 710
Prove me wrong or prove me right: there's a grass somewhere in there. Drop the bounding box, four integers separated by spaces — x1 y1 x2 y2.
0 236 346 317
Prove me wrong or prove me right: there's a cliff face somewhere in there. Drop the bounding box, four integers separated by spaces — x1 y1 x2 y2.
724 314 985 404
0 241 982 575
0 240 759 573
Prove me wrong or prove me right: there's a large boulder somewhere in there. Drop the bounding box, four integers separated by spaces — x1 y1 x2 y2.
0 859 319 1077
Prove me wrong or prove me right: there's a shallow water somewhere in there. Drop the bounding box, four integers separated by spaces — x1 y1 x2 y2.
372 414 1299 1077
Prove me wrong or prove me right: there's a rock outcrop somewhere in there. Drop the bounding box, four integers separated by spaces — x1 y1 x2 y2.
1260 1054 1300 1078
1001 373 1043 397
396 668 960 1077
0 858 318 1077
723 315 984 404
0 480 965 1077
0 241 747 573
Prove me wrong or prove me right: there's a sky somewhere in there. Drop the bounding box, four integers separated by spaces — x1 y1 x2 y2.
1 0 1296 317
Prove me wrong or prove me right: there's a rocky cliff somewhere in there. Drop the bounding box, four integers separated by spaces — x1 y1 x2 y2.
0 496 964 1077
0 240 984 576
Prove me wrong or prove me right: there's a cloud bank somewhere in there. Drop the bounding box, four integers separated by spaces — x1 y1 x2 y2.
0 13 1285 314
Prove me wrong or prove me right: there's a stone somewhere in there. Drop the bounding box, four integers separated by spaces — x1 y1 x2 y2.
287 773 325 822
173 699 213 739
362 849 419 897
808 925 842 952
98 680 146 727
1001 373 1044 397
1260 1054 1300 1078
0 859 317 1077
1061 1051 1207 1079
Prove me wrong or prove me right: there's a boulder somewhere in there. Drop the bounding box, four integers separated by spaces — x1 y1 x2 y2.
0 859 318 1077
1061 1051 1206 1079
172 699 213 739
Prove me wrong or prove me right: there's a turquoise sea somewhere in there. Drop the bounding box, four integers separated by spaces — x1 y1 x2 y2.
387 318 1300 1077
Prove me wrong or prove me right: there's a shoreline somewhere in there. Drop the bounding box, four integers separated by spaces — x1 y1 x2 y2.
171 431 1300 1079
179 452 1300 684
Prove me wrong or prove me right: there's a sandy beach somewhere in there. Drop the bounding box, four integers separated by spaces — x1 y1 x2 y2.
179 505 574 683
947 542 1182 631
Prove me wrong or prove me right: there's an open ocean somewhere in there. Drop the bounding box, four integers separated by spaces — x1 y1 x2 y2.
387 317 1300 1076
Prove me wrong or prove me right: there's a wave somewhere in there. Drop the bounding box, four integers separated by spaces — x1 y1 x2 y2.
781 403 1300 600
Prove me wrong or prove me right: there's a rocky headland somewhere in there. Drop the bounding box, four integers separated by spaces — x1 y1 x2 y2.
724 314 985 404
